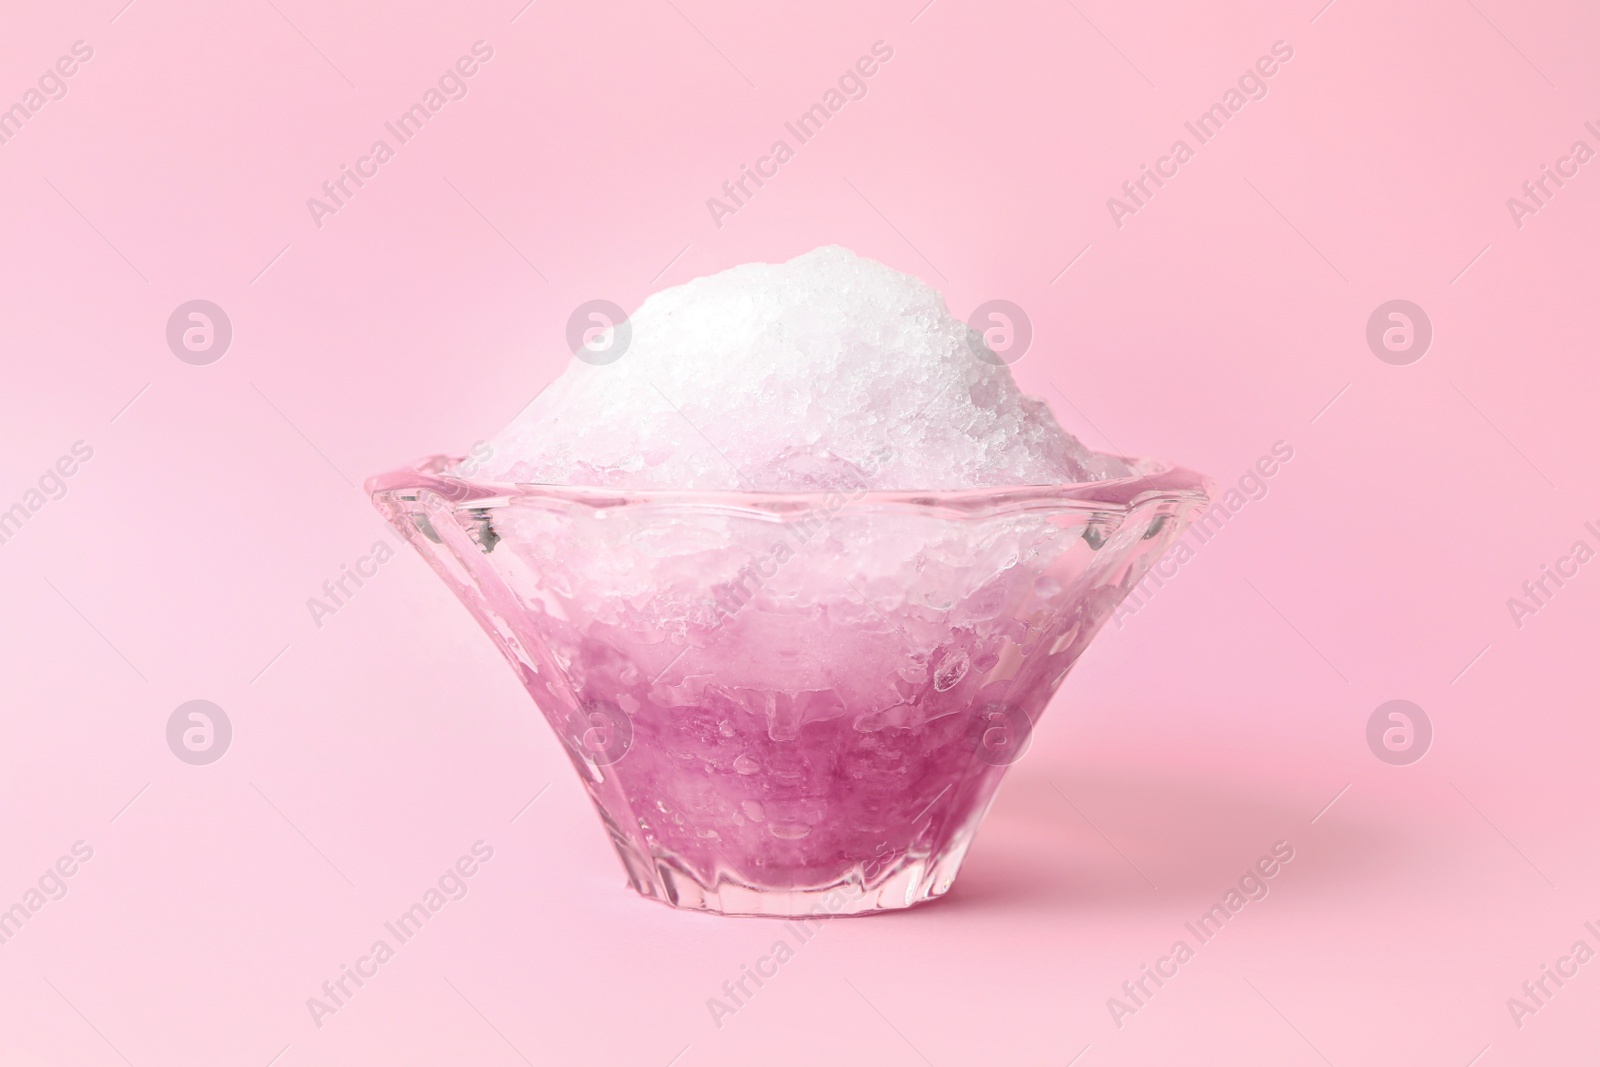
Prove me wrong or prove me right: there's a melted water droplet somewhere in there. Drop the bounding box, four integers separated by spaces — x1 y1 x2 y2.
733 754 760 774
769 822 812 840
741 799 766 822
933 648 970 691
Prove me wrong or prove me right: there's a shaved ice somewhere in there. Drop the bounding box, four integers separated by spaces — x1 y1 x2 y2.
477 246 1128 490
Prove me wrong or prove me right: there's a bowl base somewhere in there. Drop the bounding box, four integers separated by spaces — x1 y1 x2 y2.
613 835 977 918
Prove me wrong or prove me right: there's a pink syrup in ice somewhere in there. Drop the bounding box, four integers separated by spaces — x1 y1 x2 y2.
372 460 1207 916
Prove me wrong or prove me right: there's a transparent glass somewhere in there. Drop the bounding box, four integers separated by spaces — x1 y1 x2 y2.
369 457 1209 917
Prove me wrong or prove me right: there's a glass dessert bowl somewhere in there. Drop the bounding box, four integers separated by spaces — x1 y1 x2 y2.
369 456 1209 917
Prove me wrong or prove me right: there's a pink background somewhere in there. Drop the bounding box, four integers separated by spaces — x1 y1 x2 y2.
3 0 1598 1063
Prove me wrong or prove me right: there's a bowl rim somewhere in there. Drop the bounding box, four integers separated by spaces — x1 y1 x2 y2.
367 454 1214 519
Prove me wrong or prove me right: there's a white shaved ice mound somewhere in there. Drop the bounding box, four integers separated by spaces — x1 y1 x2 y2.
478 246 1129 491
